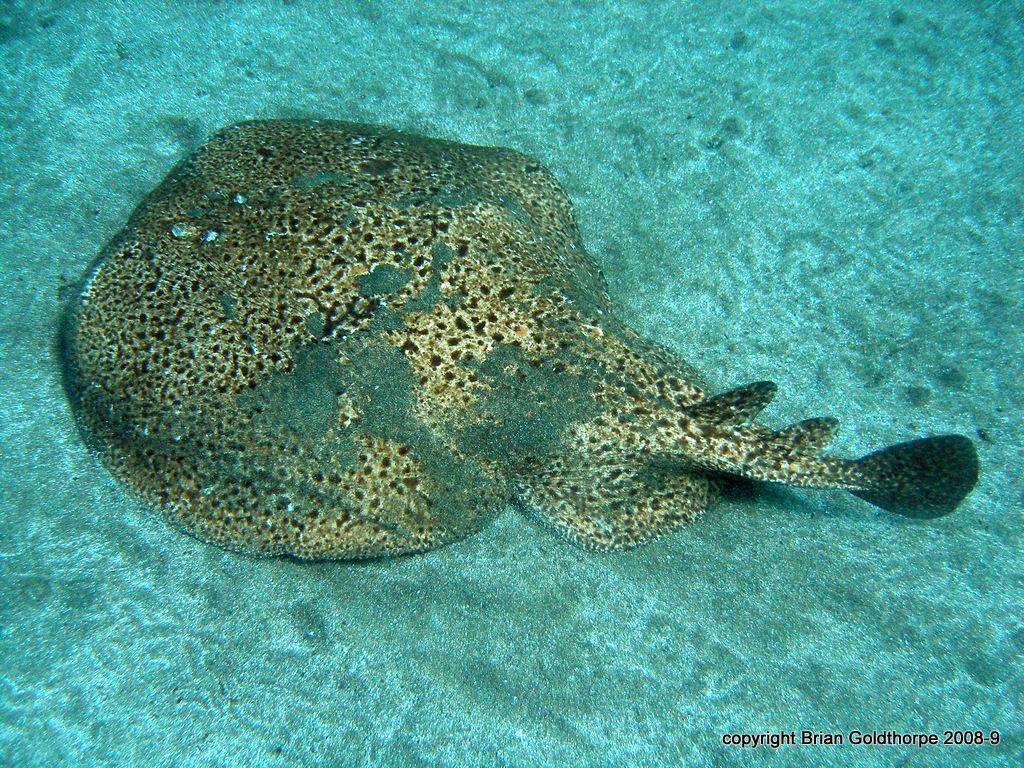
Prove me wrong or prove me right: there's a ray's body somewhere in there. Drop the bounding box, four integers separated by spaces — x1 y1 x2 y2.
65 121 979 558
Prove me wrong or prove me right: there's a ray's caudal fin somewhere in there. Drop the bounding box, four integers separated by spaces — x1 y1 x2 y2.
851 435 979 519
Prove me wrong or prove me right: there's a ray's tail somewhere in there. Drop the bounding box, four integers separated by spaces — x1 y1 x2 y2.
850 434 979 519
672 379 980 518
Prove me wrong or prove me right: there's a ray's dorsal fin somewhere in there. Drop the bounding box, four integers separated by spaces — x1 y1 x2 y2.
682 381 777 426
768 417 840 457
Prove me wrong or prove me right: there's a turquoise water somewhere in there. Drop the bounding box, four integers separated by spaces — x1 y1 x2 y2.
1 1 1020 766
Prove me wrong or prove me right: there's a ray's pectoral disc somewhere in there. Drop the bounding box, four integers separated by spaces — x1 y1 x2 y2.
64 119 609 559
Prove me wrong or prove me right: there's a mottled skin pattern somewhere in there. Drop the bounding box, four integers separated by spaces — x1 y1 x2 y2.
64 120 979 559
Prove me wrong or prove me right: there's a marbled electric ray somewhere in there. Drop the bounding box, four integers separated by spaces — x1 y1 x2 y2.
63 120 979 559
